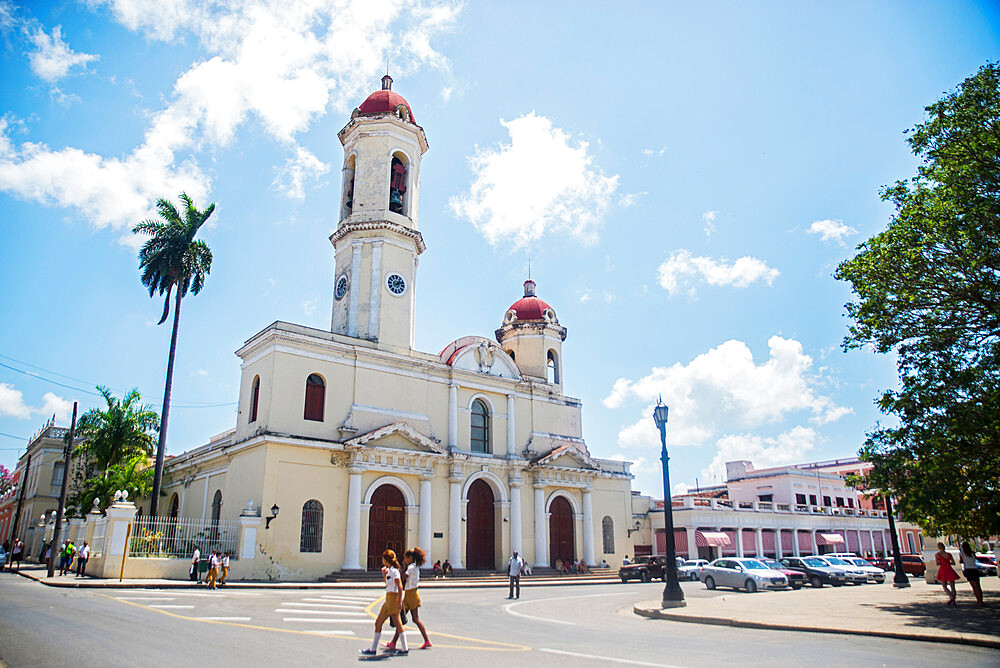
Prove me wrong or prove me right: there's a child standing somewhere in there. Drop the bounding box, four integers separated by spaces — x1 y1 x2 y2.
361 550 408 656
385 547 431 651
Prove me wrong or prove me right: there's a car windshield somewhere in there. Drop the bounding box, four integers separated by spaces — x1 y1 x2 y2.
741 560 768 569
762 560 783 569
824 557 849 566
804 558 827 567
851 559 874 567
682 560 699 566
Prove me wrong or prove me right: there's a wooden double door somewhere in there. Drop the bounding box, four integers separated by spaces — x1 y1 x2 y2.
549 496 575 566
367 485 406 570
465 479 496 570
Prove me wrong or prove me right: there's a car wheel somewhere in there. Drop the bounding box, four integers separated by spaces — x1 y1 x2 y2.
832 581 843 587
705 576 716 590
641 571 650 583
690 572 699 581
744 579 757 593
810 575 822 588
790 583 802 590
620 576 628 583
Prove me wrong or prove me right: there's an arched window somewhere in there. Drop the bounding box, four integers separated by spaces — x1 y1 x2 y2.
169 494 179 519
304 374 325 422
470 399 490 453
602 516 615 554
300 500 324 553
342 154 356 219
210 490 222 541
389 153 408 215
547 349 560 384
249 375 260 423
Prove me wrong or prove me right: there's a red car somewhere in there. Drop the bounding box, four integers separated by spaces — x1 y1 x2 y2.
872 554 925 576
760 558 806 589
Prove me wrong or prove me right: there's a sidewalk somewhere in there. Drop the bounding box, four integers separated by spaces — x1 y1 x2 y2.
635 577 1000 649
6 564 618 590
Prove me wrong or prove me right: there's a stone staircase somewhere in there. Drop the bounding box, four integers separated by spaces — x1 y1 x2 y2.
320 566 618 583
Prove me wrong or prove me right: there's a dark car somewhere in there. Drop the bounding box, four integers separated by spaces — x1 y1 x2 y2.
619 556 668 583
761 558 807 589
779 556 849 588
872 554 926 576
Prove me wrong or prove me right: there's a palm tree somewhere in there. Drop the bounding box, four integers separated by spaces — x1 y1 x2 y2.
73 387 159 512
133 192 215 517
77 455 155 517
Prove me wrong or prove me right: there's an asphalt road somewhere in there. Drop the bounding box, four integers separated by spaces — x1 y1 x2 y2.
0 573 997 667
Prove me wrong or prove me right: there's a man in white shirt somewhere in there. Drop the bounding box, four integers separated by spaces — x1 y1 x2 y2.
191 546 201 584
76 541 90 577
506 550 524 599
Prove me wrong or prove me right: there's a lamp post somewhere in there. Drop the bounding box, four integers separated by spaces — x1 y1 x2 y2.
884 494 910 588
653 401 685 608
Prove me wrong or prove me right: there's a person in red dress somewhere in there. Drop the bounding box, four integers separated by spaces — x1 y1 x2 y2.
934 542 958 605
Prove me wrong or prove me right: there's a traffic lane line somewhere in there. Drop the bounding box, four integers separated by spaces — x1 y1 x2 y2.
274 608 369 615
539 648 684 667
149 604 195 609
282 618 374 623
503 592 629 626
283 601 366 608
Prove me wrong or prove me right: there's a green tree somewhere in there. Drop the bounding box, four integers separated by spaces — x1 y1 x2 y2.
76 455 155 518
133 192 215 517
836 63 1000 538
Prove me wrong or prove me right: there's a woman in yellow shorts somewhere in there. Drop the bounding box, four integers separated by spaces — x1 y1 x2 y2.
385 547 431 650
360 549 407 656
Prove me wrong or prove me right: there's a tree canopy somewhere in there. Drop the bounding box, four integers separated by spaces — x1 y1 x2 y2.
836 63 1000 538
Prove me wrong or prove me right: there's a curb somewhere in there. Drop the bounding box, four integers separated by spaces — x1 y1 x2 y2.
632 604 1000 650
8 569 618 591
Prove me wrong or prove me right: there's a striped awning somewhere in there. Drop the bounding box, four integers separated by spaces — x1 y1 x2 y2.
816 533 845 545
696 531 731 547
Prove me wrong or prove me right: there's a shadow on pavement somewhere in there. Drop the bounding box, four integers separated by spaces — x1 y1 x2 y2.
863 590 1000 637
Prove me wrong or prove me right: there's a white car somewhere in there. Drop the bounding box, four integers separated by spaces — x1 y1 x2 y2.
808 555 869 584
678 559 709 581
700 558 788 592
844 557 886 583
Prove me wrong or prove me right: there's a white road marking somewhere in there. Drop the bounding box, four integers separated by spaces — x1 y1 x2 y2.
274 608 369 616
282 602 363 609
282 618 374 623
317 596 377 603
309 630 356 635
191 617 252 621
504 592 630 627
149 605 195 609
539 648 683 667
113 597 176 601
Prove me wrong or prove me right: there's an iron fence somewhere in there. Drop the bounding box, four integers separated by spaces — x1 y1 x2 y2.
127 515 239 558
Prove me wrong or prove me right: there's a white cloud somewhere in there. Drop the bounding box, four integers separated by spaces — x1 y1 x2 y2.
274 147 330 199
672 482 690 496
27 25 98 83
702 210 717 238
606 336 849 450
441 86 453 101
449 112 625 248
579 292 592 304
0 383 71 421
702 426 818 483
1 1 459 234
302 298 319 317
656 249 779 297
808 219 857 245
642 147 666 157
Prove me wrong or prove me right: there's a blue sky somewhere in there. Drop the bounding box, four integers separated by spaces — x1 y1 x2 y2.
1 1 998 497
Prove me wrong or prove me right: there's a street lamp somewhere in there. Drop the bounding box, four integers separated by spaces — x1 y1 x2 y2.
265 504 280 529
884 494 910 588
653 400 685 608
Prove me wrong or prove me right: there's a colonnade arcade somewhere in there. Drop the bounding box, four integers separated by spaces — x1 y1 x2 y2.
663 526 898 561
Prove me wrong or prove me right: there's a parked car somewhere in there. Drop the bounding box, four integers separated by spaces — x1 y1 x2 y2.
678 559 709 581
619 556 668 583
760 558 807 589
975 556 997 576
779 556 849 588
0 546 6 568
700 558 788 593
872 554 926 576
843 557 887 583
808 556 869 584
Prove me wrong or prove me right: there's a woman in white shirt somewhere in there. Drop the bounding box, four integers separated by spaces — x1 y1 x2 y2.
361 549 407 656
385 547 431 651
959 542 984 606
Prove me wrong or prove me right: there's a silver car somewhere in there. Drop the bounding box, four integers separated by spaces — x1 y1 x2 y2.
700 558 788 593
844 557 887 583
809 555 868 584
678 559 709 581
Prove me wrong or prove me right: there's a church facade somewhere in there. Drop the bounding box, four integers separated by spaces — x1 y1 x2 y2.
159 76 634 579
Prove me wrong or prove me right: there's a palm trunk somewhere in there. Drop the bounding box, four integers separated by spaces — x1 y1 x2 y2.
150 288 183 518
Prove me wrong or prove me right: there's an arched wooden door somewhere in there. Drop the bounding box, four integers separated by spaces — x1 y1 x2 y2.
465 479 495 570
549 496 574 567
367 485 406 570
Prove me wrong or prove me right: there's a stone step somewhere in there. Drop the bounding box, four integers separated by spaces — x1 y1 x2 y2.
320 567 618 583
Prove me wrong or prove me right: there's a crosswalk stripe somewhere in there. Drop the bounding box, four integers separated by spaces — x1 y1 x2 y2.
275 608 368 615
114 597 176 601
191 617 252 621
282 602 361 609
308 630 356 635
282 618 373 623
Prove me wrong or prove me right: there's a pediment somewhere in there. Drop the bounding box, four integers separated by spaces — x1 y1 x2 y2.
535 444 598 470
345 422 445 454
442 336 521 380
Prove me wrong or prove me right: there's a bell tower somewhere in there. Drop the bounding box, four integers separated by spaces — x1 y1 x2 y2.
496 280 567 388
330 75 429 350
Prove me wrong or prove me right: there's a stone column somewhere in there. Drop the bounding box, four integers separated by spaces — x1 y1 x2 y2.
448 469 464 569
99 501 137 579
686 528 697 561
418 474 433 563
533 482 548 568
343 465 364 570
582 485 596 566
368 240 383 339
775 530 783 558
737 526 745 557
869 529 876 557
348 241 362 336
754 528 763 557
793 531 801 557
509 476 522 553
812 529 820 555
506 393 516 454
238 511 262 561
447 383 458 450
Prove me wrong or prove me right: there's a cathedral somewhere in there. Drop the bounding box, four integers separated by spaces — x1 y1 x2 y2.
160 76 635 578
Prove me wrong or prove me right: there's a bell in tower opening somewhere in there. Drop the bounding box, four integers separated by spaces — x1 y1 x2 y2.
389 155 408 214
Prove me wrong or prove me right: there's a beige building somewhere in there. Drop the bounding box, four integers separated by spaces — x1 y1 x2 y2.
157 76 634 579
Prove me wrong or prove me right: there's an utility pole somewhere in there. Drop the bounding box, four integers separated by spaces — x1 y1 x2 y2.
8 453 31 550
47 402 77 578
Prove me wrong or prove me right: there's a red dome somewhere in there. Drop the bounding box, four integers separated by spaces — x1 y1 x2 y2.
507 279 552 321
358 75 415 122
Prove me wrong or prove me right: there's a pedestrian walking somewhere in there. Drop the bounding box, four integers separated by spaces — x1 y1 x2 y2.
190 545 201 583
59 539 76 576
506 549 524 599
11 539 23 571
40 541 49 564
959 541 984 606
220 551 231 586
360 549 407 656
207 551 220 589
385 547 431 651
934 542 958 605
76 541 90 577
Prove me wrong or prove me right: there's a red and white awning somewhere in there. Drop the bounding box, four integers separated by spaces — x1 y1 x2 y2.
816 533 845 545
696 531 731 547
